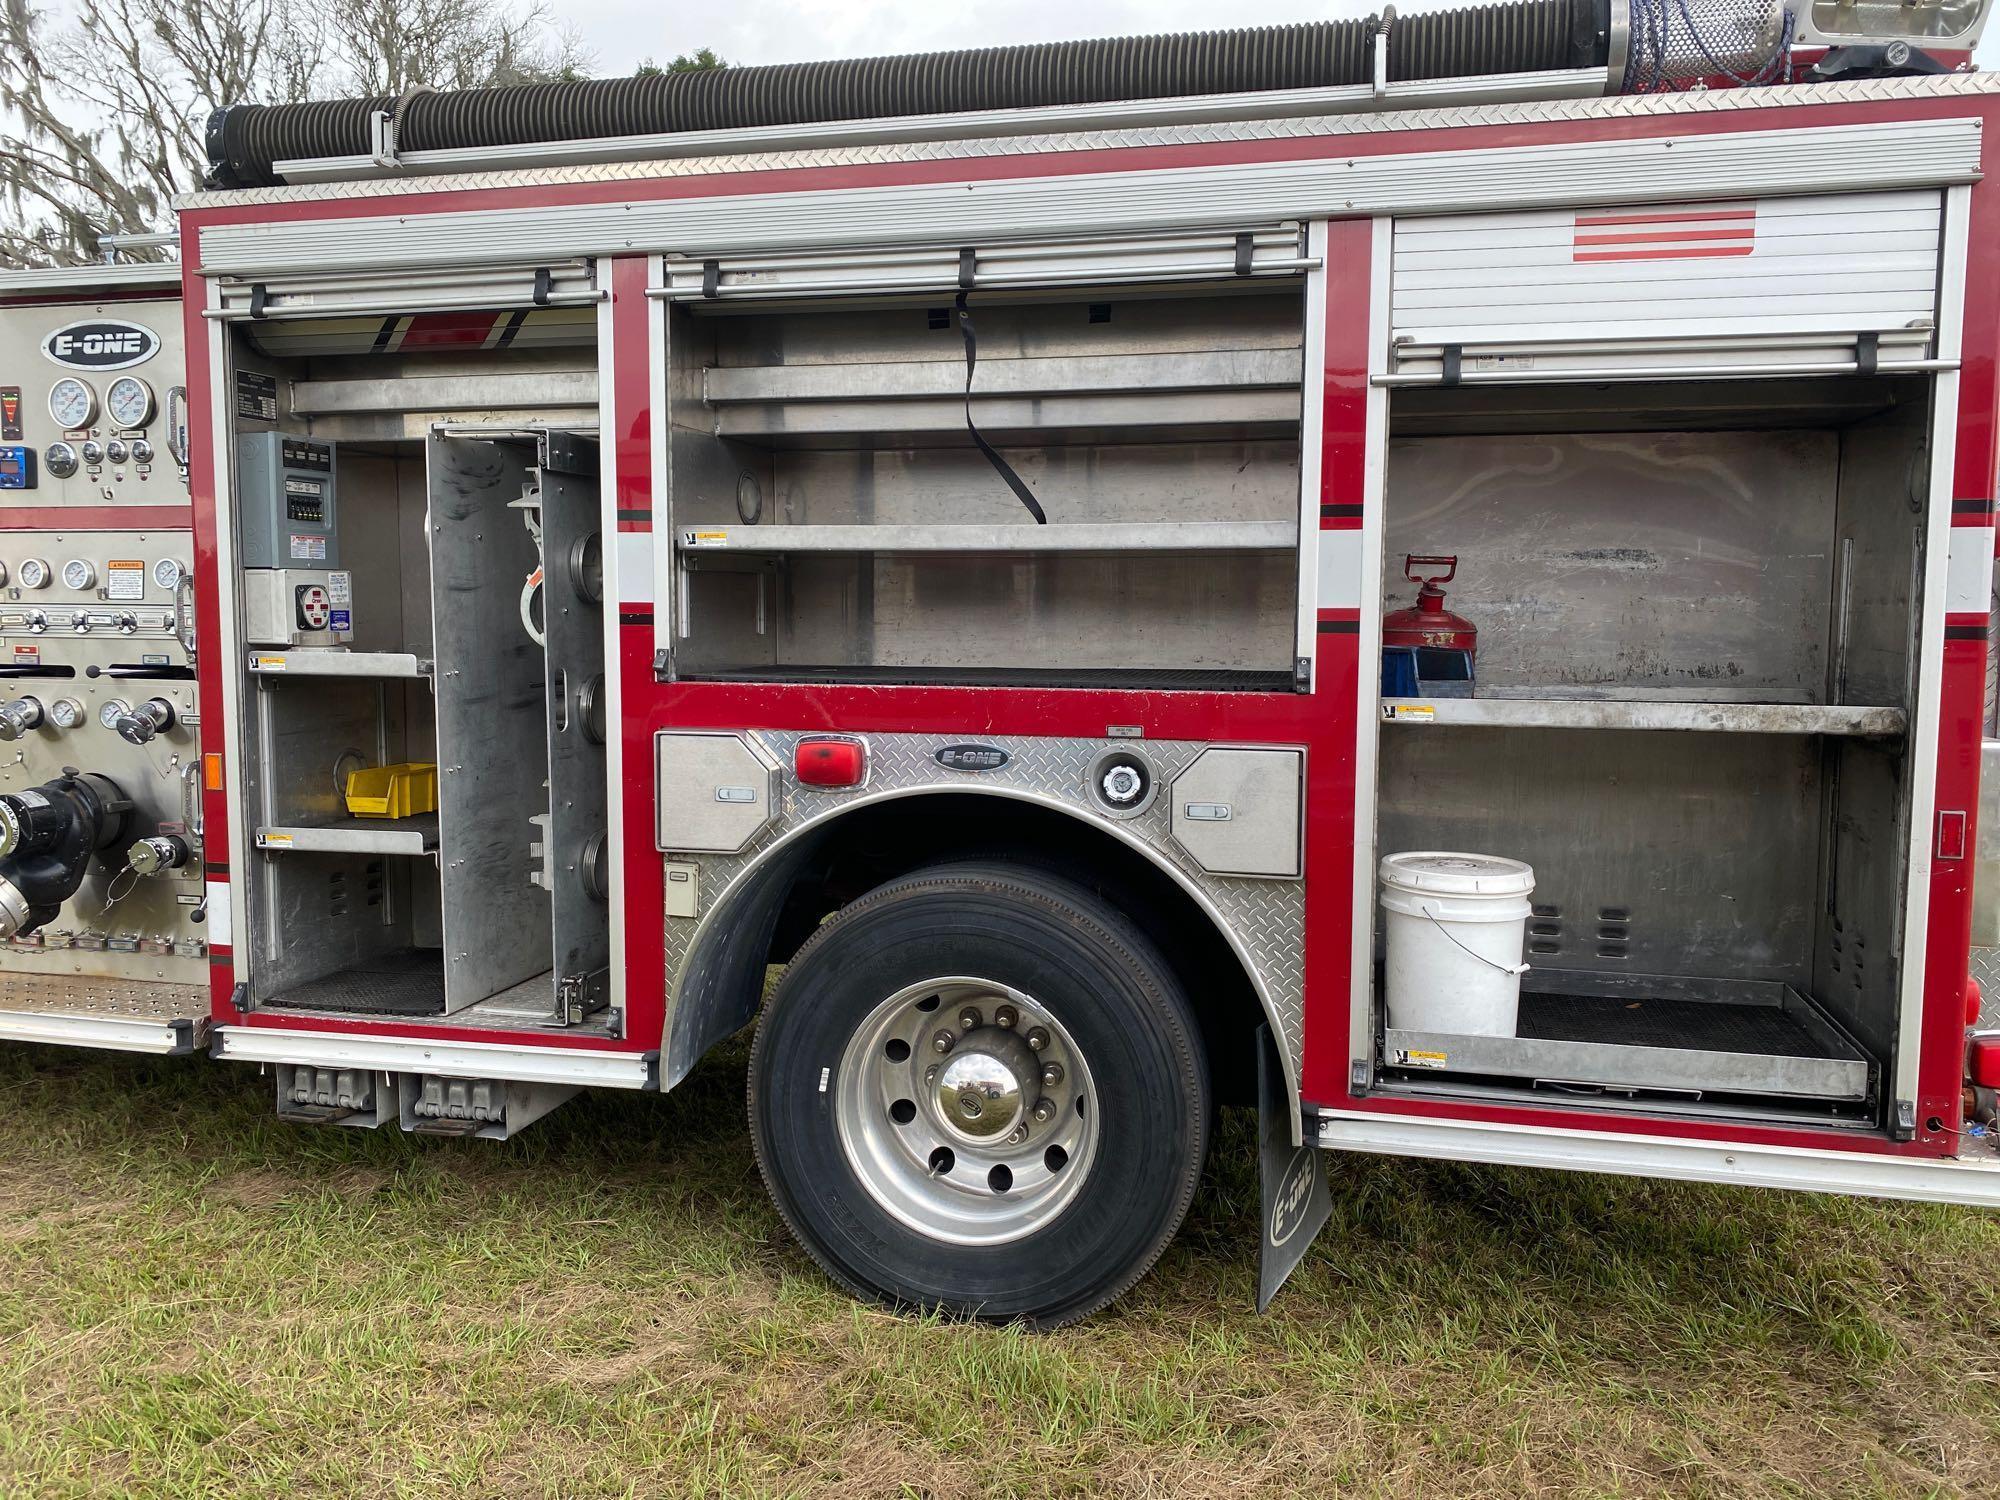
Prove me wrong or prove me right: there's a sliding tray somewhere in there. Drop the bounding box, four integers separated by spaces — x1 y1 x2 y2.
1383 971 1872 1103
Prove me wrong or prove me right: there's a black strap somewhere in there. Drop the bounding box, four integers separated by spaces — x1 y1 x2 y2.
954 289 1046 524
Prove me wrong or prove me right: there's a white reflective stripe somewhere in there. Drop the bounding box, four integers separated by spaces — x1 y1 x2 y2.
616 530 652 603
1317 1111 2000 1207
1316 528 1364 609
1946 524 1994 614
205 880 232 946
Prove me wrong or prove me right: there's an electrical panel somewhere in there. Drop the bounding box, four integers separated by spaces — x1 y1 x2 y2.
238 432 340 568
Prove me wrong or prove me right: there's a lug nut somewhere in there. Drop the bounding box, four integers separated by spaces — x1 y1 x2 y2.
1025 1027 1049 1052
1007 1124 1029 1145
1041 1062 1064 1087
1032 1098 1057 1123
925 1065 939 1086
994 1005 1019 1030
958 1007 983 1031
932 1031 956 1054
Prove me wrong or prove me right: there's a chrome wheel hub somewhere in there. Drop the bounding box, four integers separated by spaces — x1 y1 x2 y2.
836 977 1099 1246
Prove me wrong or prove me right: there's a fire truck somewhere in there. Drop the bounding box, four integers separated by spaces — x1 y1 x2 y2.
5 0 2000 1326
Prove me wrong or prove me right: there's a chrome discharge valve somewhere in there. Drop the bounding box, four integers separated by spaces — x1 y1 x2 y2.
114 697 176 746
0 697 44 742
128 834 191 877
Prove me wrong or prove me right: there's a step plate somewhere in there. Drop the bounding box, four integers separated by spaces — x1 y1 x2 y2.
0 974 210 1054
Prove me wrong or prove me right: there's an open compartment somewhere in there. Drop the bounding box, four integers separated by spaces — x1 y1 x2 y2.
664 278 1306 688
1370 376 1933 1126
226 315 611 1029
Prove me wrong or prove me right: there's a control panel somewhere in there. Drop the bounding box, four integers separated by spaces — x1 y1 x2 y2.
0 527 204 982
0 294 188 510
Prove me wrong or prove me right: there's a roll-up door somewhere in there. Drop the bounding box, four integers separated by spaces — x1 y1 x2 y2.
658 224 1310 301
1387 190 1944 384
206 259 604 323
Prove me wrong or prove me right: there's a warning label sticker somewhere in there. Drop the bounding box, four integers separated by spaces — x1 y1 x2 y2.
327 572 352 605
1382 704 1436 722
289 534 326 562
105 559 145 601
1393 1049 1449 1070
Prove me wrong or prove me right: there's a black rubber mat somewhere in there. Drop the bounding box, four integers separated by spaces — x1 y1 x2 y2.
1517 990 1853 1061
262 949 446 1017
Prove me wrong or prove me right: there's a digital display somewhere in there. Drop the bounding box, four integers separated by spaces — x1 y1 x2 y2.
0 445 38 490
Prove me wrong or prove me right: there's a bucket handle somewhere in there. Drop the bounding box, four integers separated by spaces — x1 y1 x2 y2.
1419 902 1531 978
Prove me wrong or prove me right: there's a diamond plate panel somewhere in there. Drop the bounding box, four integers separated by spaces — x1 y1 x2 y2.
183 73 2000 211
660 732 1307 1099
1971 947 2000 1030
0 974 207 1021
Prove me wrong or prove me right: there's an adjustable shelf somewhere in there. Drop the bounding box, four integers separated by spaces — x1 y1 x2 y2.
247 650 433 680
681 521 1296 555
704 349 1303 438
255 814 439 856
1379 698 1906 737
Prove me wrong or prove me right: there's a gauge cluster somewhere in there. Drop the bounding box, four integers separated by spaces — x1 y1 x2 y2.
0 300 187 502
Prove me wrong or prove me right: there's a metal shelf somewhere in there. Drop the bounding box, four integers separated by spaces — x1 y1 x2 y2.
255 814 439 856
681 521 1296 555
1379 697 1906 737
248 650 432 680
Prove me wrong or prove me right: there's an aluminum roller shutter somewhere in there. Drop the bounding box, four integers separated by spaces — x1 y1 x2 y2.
656 224 1311 301
206 259 604 322
1387 189 1944 383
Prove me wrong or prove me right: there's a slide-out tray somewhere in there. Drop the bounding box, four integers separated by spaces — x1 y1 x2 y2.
1383 972 1872 1102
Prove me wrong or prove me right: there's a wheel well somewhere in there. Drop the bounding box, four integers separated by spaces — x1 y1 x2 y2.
666 792 1267 1106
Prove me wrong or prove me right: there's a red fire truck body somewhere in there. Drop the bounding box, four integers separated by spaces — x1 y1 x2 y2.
5 5 2000 1322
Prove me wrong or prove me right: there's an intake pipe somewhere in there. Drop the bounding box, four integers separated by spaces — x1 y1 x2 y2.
0 770 133 938
205 1 1614 188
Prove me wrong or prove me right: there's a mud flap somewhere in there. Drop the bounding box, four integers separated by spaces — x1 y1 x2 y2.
1256 1024 1332 1312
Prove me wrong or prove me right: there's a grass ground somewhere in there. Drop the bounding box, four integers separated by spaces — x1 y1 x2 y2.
1 1038 1996 1499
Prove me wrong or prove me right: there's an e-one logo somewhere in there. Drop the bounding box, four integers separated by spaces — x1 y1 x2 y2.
42 320 159 371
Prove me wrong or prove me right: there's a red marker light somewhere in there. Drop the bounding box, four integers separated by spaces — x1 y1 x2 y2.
796 737 865 788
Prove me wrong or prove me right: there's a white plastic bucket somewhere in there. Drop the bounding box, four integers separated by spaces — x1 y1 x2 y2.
1379 851 1536 1037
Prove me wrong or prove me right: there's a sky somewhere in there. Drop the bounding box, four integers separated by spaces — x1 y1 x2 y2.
589 1 1381 72
571 0 2000 72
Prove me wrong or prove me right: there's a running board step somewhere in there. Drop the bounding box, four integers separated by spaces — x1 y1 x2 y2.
0 976 208 1055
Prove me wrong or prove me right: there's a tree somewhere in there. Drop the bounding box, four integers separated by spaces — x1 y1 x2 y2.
0 0 596 267
636 48 727 77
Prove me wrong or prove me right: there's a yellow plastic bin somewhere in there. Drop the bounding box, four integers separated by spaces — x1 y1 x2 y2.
344 762 438 820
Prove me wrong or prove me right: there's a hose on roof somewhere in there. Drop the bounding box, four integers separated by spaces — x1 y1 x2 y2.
204 1 1611 188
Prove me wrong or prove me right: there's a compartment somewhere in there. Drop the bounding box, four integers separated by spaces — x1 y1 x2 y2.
1370 376 1932 1125
227 326 611 1030
666 283 1306 687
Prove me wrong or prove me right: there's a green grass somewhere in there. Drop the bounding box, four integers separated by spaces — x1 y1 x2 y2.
1 1037 1996 1498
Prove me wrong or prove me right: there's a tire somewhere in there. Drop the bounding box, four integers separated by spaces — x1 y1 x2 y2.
747 859 1209 1327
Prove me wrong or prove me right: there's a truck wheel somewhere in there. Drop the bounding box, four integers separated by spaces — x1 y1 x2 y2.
747 860 1209 1327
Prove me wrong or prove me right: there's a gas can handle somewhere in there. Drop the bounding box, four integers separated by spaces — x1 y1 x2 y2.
1404 554 1457 585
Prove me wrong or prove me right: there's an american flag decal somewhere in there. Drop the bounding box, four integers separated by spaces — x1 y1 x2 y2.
1572 205 1757 263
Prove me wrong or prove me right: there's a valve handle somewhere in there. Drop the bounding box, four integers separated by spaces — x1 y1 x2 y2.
1404 554 1457 586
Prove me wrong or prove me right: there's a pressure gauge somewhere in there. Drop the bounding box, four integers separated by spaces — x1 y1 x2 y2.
46 697 83 731
61 559 96 592
79 440 103 467
17 558 50 590
130 438 154 466
105 376 155 430
44 442 79 479
152 558 185 591
98 698 129 732
48 377 95 430
103 439 128 465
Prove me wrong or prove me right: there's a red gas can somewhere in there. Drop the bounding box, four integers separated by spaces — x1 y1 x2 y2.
1383 555 1477 658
